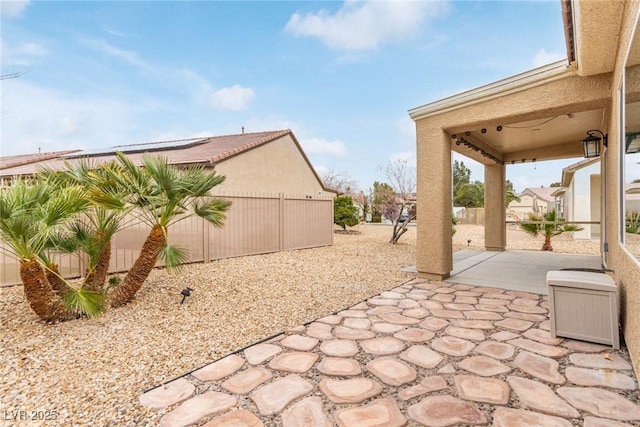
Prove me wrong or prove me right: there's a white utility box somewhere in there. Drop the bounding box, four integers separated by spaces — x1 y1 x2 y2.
547 270 619 349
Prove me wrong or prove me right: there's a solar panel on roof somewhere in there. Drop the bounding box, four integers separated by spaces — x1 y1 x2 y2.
62 138 209 159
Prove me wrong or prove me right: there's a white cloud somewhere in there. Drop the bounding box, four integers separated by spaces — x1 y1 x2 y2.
79 37 145 67
1 0 29 18
0 80 146 155
285 0 448 50
1 38 48 66
210 85 255 111
180 70 255 112
58 113 93 137
302 137 347 157
102 26 130 37
233 115 347 157
532 48 565 68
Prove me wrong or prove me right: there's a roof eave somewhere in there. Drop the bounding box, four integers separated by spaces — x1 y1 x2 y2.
408 60 573 121
562 0 576 65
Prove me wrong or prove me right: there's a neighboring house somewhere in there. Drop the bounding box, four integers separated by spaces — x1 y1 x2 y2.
626 183 640 214
0 129 332 198
0 129 336 285
409 1 640 372
557 158 601 240
0 150 81 186
508 187 558 219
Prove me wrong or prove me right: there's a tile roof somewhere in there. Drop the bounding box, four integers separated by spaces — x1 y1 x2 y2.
0 130 295 178
0 150 81 170
520 187 559 202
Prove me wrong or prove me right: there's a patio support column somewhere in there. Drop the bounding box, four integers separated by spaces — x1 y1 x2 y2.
484 163 506 251
416 122 452 280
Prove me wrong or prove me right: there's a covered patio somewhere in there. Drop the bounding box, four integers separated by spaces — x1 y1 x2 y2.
410 0 640 374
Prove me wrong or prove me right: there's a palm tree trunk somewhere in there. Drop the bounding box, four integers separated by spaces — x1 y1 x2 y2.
45 262 75 298
83 239 112 292
20 257 71 322
542 236 553 251
109 224 165 308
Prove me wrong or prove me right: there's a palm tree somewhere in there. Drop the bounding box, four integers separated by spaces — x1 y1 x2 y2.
454 181 485 208
520 209 583 251
57 160 126 292
93 153 231 307
506 189 521 208
0 178 88 321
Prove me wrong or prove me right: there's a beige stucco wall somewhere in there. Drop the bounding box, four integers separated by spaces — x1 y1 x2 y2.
416 125 452 279
604 1 640 375
212 134 325 197
485 164 506 250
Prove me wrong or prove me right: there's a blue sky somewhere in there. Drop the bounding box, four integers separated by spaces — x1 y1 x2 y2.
1 0 577 193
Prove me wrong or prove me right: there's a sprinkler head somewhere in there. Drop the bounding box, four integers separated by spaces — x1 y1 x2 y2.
180 287 194 304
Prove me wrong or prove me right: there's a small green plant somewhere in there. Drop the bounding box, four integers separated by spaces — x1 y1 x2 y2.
626 211 640 234
106 275 122 290
520 209 583 251
452 214 459 235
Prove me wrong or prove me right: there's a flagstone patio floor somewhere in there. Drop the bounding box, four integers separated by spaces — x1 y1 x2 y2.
139 278 640 426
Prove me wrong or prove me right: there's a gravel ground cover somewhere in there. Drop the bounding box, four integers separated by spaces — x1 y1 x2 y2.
0 224 615 426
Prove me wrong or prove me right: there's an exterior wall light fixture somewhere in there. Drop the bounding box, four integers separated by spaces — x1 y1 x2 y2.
582 129 608 158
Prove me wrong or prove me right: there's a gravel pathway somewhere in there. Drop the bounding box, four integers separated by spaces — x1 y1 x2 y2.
0 224 625 426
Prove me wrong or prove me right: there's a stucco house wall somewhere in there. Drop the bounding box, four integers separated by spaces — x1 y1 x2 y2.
606 2 640 376
213 133 325 196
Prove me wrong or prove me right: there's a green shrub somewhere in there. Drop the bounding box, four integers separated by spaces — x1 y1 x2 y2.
334 196 359 230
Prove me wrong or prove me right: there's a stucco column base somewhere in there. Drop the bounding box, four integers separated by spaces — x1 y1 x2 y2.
417 271 450 281
485 246 505 251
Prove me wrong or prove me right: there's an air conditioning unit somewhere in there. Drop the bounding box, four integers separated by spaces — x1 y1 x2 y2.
546 270 619 349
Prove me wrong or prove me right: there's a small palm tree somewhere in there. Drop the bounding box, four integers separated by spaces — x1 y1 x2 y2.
506 189 521 208
92 152 231 307
0 178 88 321
58 159 127 292
520 209 583 251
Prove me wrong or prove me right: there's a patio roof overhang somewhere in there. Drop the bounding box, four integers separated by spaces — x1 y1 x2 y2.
408 0 638 167
408 61 611 166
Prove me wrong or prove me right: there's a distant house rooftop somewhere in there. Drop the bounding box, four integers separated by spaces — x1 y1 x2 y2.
519 186 559 202
0 129 308 178
0 150 81 170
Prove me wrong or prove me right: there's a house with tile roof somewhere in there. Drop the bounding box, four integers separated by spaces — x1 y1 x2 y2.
0 129 333 198
507 186 560 220
0 129 336 285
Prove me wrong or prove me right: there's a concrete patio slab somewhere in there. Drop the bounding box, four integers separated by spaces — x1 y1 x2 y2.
446 250 602 294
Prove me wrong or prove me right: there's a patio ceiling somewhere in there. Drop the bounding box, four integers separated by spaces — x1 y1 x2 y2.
450 108 606 164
